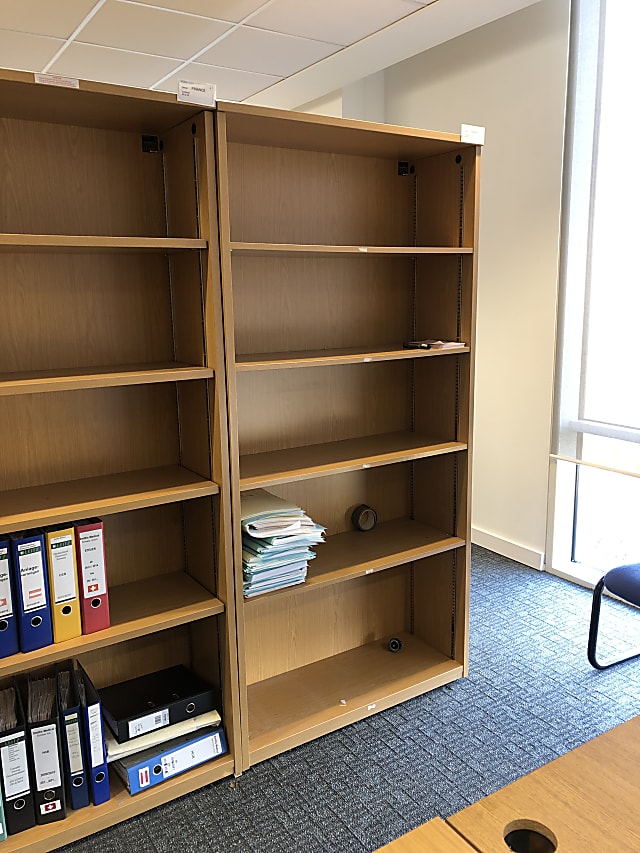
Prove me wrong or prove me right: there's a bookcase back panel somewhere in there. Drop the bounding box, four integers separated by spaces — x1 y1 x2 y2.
413 549 468 665
0 384 181 489
237 362 412 455
263 465 410 535
78 624 194 689
104 504 187 586
415 147 478 249
227 143 414 246
0 117 167 236
0 252 177 372
244 567 410 684
231 254 412 355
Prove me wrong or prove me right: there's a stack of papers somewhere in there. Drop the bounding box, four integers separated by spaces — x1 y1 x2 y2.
241 489 325 597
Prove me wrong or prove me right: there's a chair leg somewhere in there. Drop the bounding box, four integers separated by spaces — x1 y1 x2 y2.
588 577 640 670
587 578 606 669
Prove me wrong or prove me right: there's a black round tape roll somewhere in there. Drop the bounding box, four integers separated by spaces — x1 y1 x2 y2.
351 504 377 531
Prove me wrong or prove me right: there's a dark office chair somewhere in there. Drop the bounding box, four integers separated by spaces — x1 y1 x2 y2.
588 563 640 669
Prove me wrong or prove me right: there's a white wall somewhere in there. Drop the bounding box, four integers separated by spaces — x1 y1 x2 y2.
381 0 570 568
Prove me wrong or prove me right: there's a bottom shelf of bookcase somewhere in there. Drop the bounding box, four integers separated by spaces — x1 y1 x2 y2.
247 633 463 766
2 754 235 853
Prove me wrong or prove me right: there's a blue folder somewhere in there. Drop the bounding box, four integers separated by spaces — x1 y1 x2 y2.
0 539 19 659
9 530 53 653
57 663 90 811
112 725 228 795
74 663 110 806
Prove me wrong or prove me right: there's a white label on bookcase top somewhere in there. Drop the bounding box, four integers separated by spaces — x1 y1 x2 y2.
177 80 216 106
460 124 485 145
34 73 79 89
128 708 170 740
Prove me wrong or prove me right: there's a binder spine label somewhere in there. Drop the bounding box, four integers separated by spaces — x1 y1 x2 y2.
129 708 170 740
78 530 107 598
0 546 13 618
31 724 62 790
162 732 223 779
0 734 30 799
87 704 104 768
64 715 84 775
49 535 77 604
17 542 47 612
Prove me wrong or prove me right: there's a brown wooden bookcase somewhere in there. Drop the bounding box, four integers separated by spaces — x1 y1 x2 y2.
214 102 480 771
0 71 239 851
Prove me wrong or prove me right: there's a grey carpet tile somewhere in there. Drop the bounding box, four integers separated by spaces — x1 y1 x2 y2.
59 546 640 853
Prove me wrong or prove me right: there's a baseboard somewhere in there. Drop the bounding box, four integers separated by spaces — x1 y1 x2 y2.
471 527 545 571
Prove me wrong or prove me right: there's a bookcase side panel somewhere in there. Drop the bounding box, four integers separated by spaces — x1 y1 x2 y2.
415 147 476 249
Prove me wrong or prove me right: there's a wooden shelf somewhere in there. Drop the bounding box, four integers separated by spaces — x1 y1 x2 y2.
0 753 234 853
0 572 223 677
236 344 469 371
0 465 219 533
230 242 473 256
246 519 465 599
239 433 467 489
0 363 213 396
0 234 207 252
247 632 463 764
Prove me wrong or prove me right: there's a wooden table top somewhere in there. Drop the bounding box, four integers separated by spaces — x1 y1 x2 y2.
448 714 640 852
377 817 476 852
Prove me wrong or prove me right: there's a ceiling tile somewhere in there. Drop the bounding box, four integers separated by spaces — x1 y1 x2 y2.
157 61 281 102
198 26 341 77
48 42 182 89
0 0 98 39
0 30 64 72
131 0 268 23
248 0 426 45
79 0 232 60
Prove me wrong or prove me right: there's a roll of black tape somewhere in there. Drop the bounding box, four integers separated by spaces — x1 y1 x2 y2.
351 504 377 532
388 637 403 653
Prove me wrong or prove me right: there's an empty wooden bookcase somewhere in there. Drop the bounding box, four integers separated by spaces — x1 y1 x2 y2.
0 71 239 850
214 102 480 770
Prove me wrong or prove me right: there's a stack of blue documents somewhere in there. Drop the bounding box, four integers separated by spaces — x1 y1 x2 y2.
241 489 325 597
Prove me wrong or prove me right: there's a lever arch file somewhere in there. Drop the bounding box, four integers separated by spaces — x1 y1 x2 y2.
44 526 82 644
0 539 19 659
10 530 54 653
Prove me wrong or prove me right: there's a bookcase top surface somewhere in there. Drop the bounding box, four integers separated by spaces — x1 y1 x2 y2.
217 99 476 159
0 68 202 132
